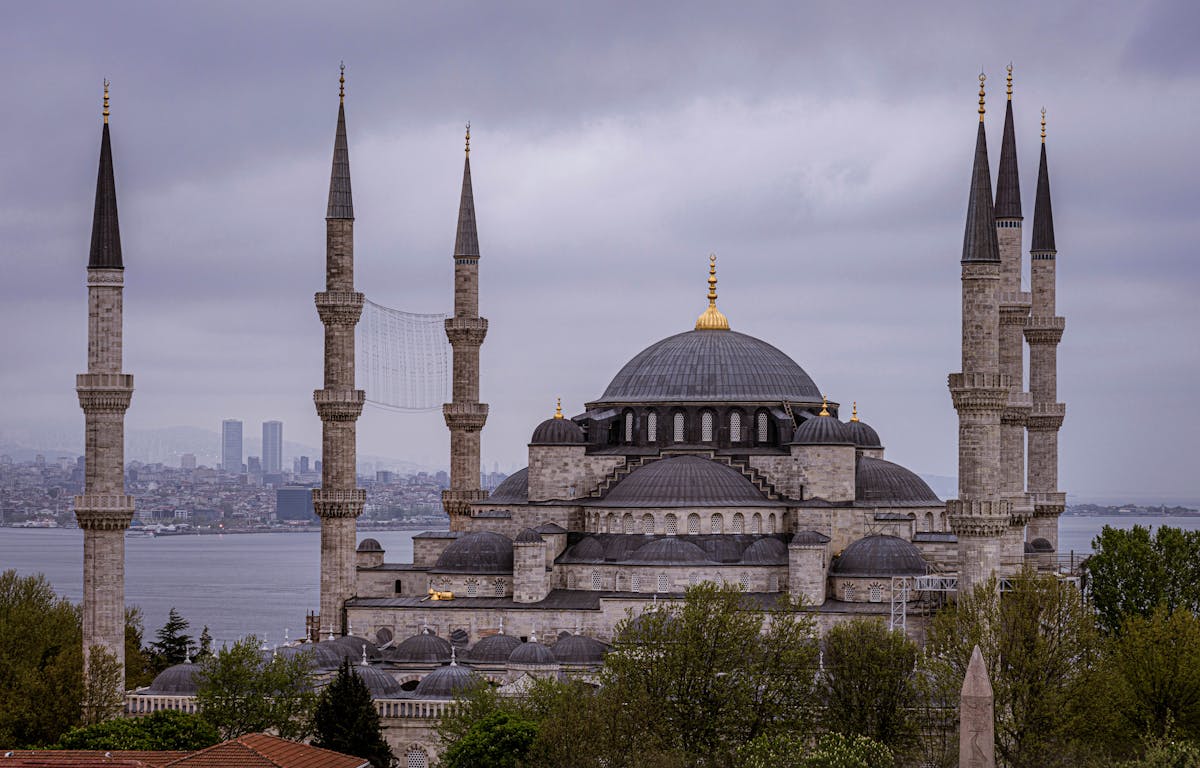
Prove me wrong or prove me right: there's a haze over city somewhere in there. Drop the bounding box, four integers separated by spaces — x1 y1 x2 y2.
1 1 1197 503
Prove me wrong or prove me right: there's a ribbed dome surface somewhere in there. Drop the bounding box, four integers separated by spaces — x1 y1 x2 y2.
357 538 383 552
630 537 710 564
845 419 882 449
832 535 928 577
434 531 514 573
509 639 557 665
553 635 609 664
564 536 605 562
855 457 941 506
595 456 775 508
531 417 585 445
791 415 853 445
597 330 820 403
391 631 452 664
147 662 201 695
354 664 403 698
742 537 788 564
514 528 544 544
487 468 528 504
414 664 477 698
468 633 522 663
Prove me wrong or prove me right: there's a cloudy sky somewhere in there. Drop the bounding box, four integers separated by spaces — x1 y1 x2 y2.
1 1 1197 502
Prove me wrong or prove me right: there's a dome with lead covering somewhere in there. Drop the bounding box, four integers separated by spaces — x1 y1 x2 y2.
434 531 514 573
855 456 941 506
468 633 522 664
391 630 452 664
531 416 585 445
742 537 788 564
791 415 853 445
845 418 882 449
487 468 528 504
509 638 557 666
353 664 403 698
832 534 928 577
357 538 383 552
146 662 201 695
595 456 776 508
564 536 605 562
630 537 710 564
553 634 609 664
595 330 821 404
414 663 478 698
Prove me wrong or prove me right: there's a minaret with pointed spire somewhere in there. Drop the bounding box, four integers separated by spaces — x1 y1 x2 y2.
1024 109 1066 549
994 64 1034 571
312 64 366 637
442 123 490 530
947 74 1012 595
74 80 135 685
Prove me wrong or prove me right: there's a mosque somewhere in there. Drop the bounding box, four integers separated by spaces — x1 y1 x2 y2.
78 66 1065 764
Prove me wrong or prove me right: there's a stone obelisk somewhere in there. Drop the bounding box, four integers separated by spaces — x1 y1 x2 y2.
960 645 996 768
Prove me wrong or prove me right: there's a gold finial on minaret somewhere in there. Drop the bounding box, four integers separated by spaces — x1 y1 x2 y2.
1041 107 1046 143
465 122 471 156
554 397 563 419
851 402 859 422
819 395 830 417
102 79 110 124
1006 63 1013 100
694 253 730 331
339 62 345 104
978 71 986 122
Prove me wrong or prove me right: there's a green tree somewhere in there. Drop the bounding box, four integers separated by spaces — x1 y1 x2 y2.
1119 735 1200 768
196 626 214 660
82 645 126 725
125 607 155 689
150 607 194 671
58 709 219 750
312 658 396 768
195 635 316 740
819 617 920 755
1084 525 1200 635
441 711 538 768
925 571 1101 768
737 732 893 768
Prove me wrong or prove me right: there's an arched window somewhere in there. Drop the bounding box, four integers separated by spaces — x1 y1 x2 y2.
647 412 657 442
406 748 428 768
732 513 745 534
466 579 478 597
701 411 714 442
591 571 602 591
768 513 777 533
768 575 779 592
624 411 634 443
665 513 678 536
606 513 616 533
757 411 769 443
641 513 654 534
687 513 700 535
632 574 642 593
566 572 576 590
738 573 750 591
730 411 743 442
657 574 669 593
752 513 762 534
710 514 723 534
673 412 686 442
493 579 505 597
842 583 856 601
623 514 635 534
925 511 934 532
869 583 884 603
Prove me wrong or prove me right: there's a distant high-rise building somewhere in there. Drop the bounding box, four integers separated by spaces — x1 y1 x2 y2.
262 420 283 475
221 419 243 473
180 453 197 470
276 486 316 522
298 456 310 474
247 456 262 474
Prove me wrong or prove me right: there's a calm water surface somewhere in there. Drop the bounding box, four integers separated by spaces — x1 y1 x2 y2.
2 515 1197 646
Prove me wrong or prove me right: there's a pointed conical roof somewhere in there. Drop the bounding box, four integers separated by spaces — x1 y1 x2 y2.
961 120 1000 264
326 101 354 219
994 97 1022 219
1032 140 1055 252
454 148 480 258
88 121 123 269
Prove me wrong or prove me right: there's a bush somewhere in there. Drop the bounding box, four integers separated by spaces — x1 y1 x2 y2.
58 710 219 751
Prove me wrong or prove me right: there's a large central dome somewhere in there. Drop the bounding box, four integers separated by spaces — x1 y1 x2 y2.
595 330 821 404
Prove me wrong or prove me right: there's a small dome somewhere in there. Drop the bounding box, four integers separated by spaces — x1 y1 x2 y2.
353 664 403 698
331 635 378 659
509 638 557 666
855 456 941 506
742 537 788 564
434 531 514 573
791 414 853 445
146 662 201 695
832 535 929 577
564 536 605 562
487 469 528 504
467 633 522 664
700 537 746 563
791 530 831 547
514 528 544 544
1030 537 1054 552
595 456 776 508
604 536 642 562
413 663 478 699
844 418 882 449
630 537 710 564
391 630 452 664
531 417 585 445
357 538 383 552
552 635 609 664
309 640 354 668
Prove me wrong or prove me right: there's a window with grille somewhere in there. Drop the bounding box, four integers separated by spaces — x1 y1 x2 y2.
738 573 750 591
657 574 669 593
494 579 505 597
732 513 744 534
869 583 884 603
606 514 615 533
752 514 762 534
769 513 777 533
632 574 642 593
710 514 722 534
843 583 856 601
592 572 602 591
647 412 657 441
466 579 478 597
701 411 714 442
624 412 633 442
769 575 779 592
673 412 685 442
566 573 576 589
757 412 768 442
406 749 428 768
688 514 700 535
689 573 699 586
665 514 677 535
730 411 742 442
623 514 634 534
642 514 654 534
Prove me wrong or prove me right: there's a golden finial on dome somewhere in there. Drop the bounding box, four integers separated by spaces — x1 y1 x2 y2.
339 62 345 104
694 253 730 331
1041 107 1046 143
819 395 830 417
1006 63 1013 100
465 121 471 156
102 79 110 124
978 71 986 122
554 397 563 419
851 402 859 422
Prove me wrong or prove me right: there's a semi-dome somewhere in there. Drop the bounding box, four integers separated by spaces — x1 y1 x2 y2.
742 537 788 564
468 633 522 663
353 664 403 698
629 537 710 564
563 536 605 562
832 534 929 577
434 531 514 573
514 528 544 544
486 469 528 504
509 637 557 666
855 456 941 506
700 536 746 563
596 330 821 404
391 630 452 664
357 538 383 552
791 414 853 445
531 415 585 445
146 662 201 695
413 663 478 698
1030 537 1054 552
553 634 609 664
594 456 778 508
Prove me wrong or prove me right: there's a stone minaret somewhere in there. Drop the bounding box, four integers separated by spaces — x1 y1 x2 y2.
442 125 489 531
74 81 135 679
947 75 1012 595
993 66 1034 570
313 67 365 636
1024 110 1066 550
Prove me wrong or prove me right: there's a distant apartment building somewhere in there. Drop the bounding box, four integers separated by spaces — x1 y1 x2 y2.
247 456 262 474
295 456 310 475
221 419 243 473
180 453 197 470
276 485 315 521
262 420 283 475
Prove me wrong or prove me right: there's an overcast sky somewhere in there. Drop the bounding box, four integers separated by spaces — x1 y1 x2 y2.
1 1 1197 502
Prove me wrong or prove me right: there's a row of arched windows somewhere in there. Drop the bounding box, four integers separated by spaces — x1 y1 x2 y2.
578 570 770 592
614 409 774 446
594 511 779 535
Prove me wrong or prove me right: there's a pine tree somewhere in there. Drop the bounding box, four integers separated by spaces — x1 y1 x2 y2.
150 608 193 671
312 659 396 768
196 626 213 660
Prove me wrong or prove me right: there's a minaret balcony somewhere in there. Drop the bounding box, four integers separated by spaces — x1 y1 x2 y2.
444 317 488 346
998 290 1032 311
1029 492 1067 515
312 488 366 518
313 389 365 421
947 373 1010 411
1026 402 1065 430
314 291 365 326
77 373 134 413
946 498 1012 537
443 401 489 431
1023 316 1065 344
74 493 135 530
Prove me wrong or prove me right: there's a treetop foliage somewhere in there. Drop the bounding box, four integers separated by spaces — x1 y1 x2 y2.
312 658 396 768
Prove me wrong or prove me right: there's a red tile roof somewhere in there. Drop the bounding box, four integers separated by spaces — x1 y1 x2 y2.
163 734 369 768
0 751 186 767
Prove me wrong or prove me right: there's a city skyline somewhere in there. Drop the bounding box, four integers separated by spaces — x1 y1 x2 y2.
1 2 1197 501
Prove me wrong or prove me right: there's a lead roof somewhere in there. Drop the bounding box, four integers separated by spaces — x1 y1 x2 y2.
962 120 1001 263
326 102 354 219
454 156 480 257
1032 142 1056 252
88 123 123 269
591 455 781 508
995 98 1022 219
